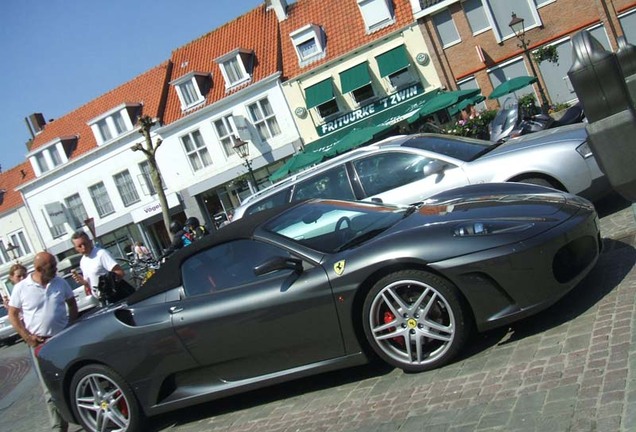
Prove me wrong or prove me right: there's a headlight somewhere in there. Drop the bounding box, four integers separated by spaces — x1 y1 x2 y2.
453 221 535 237
576 141 593 158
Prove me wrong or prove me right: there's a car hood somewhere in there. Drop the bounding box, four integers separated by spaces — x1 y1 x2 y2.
484 123 587 158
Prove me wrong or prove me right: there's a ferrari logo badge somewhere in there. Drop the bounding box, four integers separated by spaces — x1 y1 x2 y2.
407 318 417 329
334 260 346 275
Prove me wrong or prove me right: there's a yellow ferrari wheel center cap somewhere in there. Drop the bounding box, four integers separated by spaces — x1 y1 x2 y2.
407 318 417 329
101 401 108 410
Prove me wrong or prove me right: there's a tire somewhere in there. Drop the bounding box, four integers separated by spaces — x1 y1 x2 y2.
362 270 470 372
517 177 555 189
70 364 143 432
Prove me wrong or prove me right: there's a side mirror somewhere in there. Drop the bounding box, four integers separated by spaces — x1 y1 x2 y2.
423 160 446 177
254 256 303 276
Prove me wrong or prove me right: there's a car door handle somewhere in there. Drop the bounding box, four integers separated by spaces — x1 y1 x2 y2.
371 197 383 203
169 306 183 314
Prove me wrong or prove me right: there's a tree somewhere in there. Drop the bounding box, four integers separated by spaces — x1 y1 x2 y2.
131 116 172 234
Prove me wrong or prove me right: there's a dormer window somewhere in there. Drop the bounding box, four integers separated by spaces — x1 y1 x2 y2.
357 0 395 33
290 24 326 66
88 103 140 145
28 136 74 176
171 72 210 111
215 49 253 90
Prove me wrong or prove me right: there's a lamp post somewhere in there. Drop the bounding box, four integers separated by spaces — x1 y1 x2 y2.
509 12 550 113
232 136 259 192
6 243 20 263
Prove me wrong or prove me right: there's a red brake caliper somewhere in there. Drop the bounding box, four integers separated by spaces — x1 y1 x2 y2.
383 311 404 346
115 391 129 418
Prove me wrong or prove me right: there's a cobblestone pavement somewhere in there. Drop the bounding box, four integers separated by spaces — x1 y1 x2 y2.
1 193 634 432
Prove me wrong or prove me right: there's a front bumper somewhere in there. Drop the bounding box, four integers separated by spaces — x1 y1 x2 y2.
431 209 600 331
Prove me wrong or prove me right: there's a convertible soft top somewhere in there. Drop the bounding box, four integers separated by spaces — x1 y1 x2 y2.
127 201 300 304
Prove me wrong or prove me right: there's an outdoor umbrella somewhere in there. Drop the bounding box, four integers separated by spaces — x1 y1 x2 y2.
488 76 538 99
449 95 486 116
407 89 482 124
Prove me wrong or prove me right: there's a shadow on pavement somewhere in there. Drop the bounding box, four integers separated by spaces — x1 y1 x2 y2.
148 361 394 431
594 191 631 218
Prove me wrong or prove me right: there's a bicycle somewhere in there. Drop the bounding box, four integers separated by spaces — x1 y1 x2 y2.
116 254 160 289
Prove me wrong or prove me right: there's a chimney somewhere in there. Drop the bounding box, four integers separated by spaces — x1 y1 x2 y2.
267 0 288 21
27 113 47 135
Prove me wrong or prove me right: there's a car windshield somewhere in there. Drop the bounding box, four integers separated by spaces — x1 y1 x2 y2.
263 200 406 253
402 135 492 162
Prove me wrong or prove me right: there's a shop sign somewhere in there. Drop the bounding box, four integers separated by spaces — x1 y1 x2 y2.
131 193 180 223
317 83 422 136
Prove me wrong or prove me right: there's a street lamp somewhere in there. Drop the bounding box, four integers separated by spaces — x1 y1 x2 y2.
232 136 259 192
509 12 550 113
6 243 20 263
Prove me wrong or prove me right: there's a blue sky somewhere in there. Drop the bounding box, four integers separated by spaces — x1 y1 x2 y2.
0 0 265 172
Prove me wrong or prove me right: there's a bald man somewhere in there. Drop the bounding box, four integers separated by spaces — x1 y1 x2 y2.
8 251 78 432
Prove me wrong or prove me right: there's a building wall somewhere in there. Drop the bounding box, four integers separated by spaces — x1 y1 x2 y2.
283 25 441 143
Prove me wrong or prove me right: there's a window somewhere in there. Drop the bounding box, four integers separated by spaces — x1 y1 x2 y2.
291 165 355 202
245 188 292 217
463 0 490 34
305 78 340 119
433 9 461 47
0 241 9 265
171 72 209 110
44 202 67 238
181 130 212 172
8 231 32 259
357 0 394 32
353 152 434 197
89 182 115 217
88 105 138 144
49 146 63 167
375 45 414 90
247 98 281 141
138 160 165 195
35 152 49 173
215 49 253 90
64 194 88 229
97 119 113 142
214 116 237 157
181 239 293 296
290 24 326 65
113 170 140 207
485 0 538 42
340 63 375 105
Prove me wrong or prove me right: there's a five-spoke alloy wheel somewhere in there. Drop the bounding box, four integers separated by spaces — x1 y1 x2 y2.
71 364 142 432
363 270 470 372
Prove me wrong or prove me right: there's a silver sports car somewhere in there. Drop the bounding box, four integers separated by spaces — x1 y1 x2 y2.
234 123 610 220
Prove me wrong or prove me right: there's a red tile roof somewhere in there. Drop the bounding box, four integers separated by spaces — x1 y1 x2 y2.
28 62 172 160
279 0 415 79
0 161 35 214
163 5 281 125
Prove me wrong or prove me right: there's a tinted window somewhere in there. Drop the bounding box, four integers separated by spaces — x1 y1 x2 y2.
181 239 292 297
245 188 291 217
353 152 433 196
403 136 490 162
292 165 355 202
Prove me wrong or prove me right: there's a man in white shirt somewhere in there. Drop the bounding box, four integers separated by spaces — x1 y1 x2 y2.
70 231 125 300
8 251 78 432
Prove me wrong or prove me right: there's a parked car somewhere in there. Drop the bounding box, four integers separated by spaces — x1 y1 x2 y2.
58 255 99 315
36 183 601 432
0 305 19 346
233 124 610 220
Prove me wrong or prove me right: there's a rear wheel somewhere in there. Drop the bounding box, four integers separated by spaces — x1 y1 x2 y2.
362 270 470 372
516 177 556 189
70 364 143 432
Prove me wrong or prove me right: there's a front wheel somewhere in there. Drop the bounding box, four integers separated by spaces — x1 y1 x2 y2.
70 364 143 432
362 270 470 372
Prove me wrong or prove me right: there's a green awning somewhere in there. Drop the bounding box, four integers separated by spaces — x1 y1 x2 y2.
340 63 371 94
305 78 335 109
269 151 326 182
407 89 482 124
376 45 410 78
